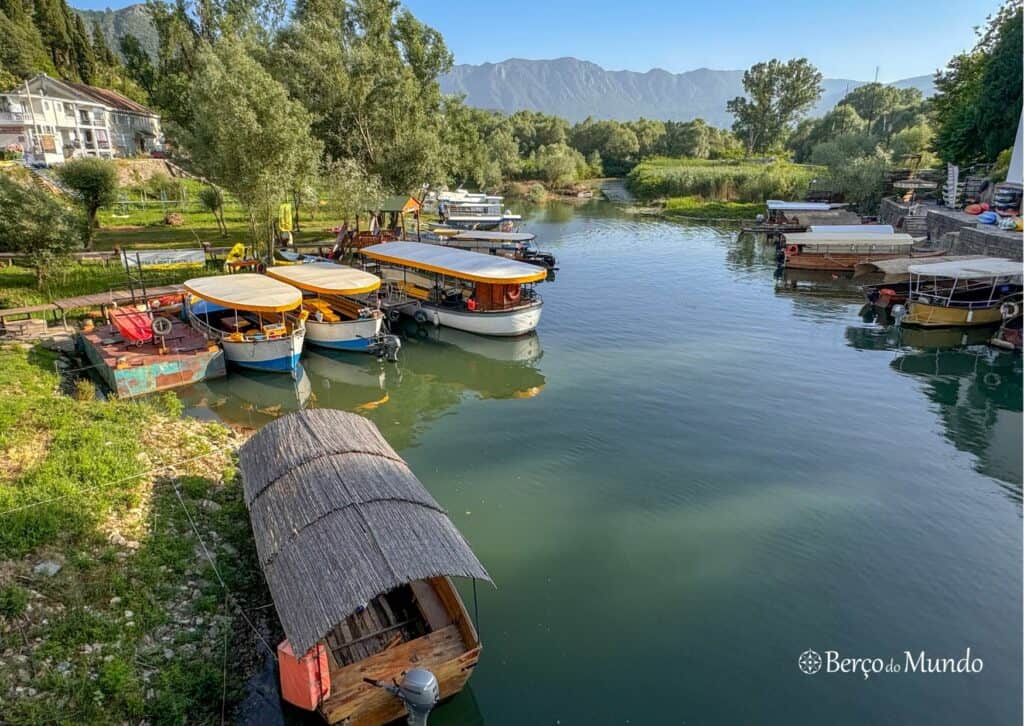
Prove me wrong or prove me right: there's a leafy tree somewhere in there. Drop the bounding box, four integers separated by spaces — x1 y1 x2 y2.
661 119 711 158
197 185 228 236
181 39 320 254
0 174 84 285
626 118 666 158
90 20 117 68
531 143 586 187
976 2 1023 160
726 58 823 155
569 118 640 175
889 123 934 163
119 34 156 98
510 110 568 155
271 0 452 193
788 104 866 161
0 0 57 86
54 156 118 249
932 1 1022 165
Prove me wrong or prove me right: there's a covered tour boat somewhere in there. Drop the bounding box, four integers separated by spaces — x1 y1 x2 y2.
991 292 1023 352
239 409 491 725
183 274 306 374
856 255 987 310
361 241 547 336
437 189 522 231
264 263 388 353
781 231 940 271
427 228 557 269
902 258 1022 328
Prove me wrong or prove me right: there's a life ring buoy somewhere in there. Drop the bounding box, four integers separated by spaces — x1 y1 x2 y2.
152 316 173 336
506 284 522 302
413 309 429 324
1000 302 1020 319
785 244 800 257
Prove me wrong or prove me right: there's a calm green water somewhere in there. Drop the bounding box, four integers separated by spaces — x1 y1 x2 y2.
182 202 1022 725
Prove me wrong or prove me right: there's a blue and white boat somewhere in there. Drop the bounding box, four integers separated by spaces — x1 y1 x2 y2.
183 274 306 375
264 262 386 353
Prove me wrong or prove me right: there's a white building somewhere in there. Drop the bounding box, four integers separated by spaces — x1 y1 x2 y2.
0 73 163 166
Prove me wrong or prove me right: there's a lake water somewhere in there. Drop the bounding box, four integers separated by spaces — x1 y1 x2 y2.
181 202 1022 725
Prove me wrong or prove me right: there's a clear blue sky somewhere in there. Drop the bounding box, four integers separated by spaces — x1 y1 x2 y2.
74 0 1005 82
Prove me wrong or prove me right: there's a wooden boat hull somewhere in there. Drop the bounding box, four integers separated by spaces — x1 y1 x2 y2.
786 249 945 271
902 301 1003 328
319 577 480 725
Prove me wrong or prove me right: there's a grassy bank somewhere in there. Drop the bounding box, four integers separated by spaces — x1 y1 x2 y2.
662 196 762 221
0 344 270 722
627 157 824 203
0 263 220 311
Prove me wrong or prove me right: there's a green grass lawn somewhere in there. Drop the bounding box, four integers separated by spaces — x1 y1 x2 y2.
0 344 270 722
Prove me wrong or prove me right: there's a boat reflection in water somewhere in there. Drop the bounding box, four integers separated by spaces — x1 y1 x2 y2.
179 364 312 430
891 346 1022 492
181 327 547 450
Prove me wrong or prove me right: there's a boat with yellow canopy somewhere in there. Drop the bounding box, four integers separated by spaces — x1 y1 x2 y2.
264 263 391 354
360 241 546 336
184 273 306 374
902 258 1022 328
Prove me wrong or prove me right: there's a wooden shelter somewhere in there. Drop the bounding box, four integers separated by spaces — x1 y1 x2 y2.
356 195 423 247
239 409 491 724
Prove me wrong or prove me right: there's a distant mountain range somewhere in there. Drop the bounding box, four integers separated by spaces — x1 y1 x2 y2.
67 7 935 126
440 58 936 126
74 4 159 61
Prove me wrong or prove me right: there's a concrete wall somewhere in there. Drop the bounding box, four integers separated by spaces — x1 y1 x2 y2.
953 227 1024 261
878 197 1022 261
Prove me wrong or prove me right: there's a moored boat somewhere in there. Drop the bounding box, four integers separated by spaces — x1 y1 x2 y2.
264 262 393 354
857 255 988 310
238 409 491 725
183 274 306 374
361 241 547 336
427 228 557 269
437 189 522 231
990 292 1023 351
902 258 1022 328
782 231 941 271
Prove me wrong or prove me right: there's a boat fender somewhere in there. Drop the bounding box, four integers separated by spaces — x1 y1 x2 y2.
506 284 522 302
983 372 1001 387
785 244 800 256
413 309 429 324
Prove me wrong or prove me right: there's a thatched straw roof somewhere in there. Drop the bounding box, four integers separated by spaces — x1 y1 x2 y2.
239 409 492 655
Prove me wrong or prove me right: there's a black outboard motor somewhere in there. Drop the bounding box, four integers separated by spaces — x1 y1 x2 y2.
364 668 440 726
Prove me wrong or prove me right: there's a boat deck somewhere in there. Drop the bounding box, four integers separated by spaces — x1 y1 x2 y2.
79 317 226 398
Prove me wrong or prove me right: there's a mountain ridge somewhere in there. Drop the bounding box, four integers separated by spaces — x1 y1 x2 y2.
439 57 935 126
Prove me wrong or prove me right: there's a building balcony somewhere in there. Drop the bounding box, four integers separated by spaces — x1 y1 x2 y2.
0 111 26 123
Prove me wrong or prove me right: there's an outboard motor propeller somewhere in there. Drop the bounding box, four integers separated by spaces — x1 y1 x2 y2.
363 669 439 726
376 334 401 363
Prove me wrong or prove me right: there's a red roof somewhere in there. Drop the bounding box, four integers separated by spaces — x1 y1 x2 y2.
64 81 156 116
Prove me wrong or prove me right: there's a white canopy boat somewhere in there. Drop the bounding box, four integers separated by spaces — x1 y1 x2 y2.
425 228 557 269
264 263 390 354
438 190 522 230
184 274 306 374
360 241 547 336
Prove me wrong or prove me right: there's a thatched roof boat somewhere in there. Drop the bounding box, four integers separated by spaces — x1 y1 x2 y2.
239 409 492 724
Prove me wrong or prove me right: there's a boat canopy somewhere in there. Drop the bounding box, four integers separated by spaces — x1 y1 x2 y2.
784 232 916 248
451 230 536 243
265 262 381 295
361 241 547 284
239 409 492 655
907 258 1022 279
809 224 894 234
767 200 848 211
854 255 987 280
184 273 302 313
